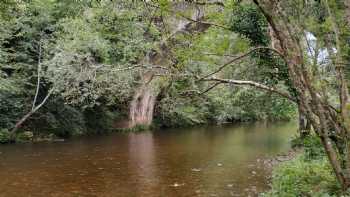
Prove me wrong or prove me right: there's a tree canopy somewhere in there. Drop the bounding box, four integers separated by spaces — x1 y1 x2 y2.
2 0 350 191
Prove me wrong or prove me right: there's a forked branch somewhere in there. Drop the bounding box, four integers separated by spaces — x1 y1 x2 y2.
199 46 285 80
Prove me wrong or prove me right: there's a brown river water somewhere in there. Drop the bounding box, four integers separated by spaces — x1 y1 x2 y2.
0 122 296 197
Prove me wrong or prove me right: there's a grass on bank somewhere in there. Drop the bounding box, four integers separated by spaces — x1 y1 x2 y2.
262 135 348 197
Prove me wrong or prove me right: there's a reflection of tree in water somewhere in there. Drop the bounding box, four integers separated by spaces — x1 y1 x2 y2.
128 133 159 196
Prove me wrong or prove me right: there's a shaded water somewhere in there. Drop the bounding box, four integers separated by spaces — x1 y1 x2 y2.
0 122 296 197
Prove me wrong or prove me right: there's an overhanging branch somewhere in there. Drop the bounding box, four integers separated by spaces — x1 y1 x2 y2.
178 13 230 30
204 76 296 102
199 46 285 80
192 0 225 7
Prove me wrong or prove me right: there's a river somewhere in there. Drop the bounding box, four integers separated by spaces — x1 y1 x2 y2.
0 122 296 197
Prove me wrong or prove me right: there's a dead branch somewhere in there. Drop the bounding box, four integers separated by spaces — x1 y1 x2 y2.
204 76 296 102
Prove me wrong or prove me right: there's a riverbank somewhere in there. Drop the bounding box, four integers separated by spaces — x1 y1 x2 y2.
261 135 346 197
0 119 295 144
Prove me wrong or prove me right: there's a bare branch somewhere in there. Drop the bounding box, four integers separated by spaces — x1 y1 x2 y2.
204 76 296 102
199 46 284 80
32 41 42 110
180 81 222 96
93 64 170 72
177 13 230 30
11 88 54 136
33 89 53 112
200 53 238 58
199 82 222 95
192 0 225 7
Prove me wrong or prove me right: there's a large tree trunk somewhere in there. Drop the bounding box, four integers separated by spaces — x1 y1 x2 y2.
126 2 215 128
344 0 350 27
129 89 156 127
298 105 311 138
129 73 156 127
269 24 310 138
253 0 350 190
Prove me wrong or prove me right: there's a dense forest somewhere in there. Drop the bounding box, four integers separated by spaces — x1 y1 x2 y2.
0 0 296 140
1 0 350 196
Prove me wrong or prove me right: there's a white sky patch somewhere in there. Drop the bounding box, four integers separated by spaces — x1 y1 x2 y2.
305 31 335 66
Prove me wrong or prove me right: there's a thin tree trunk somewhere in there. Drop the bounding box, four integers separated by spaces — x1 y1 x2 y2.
10 42 53 139
344 0 350 28
32 42 42 110
10 90 53 138
324 0 350 125
324 0 350 184
298 105 311 138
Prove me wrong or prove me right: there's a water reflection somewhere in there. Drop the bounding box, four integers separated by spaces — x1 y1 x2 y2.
0 122 296 197
128 133 159 196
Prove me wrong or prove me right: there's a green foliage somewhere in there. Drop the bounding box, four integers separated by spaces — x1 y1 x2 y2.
46 1 156 106
156 81 296 128
265 135 345 196
0 129 11 143
0 90 25 129
24 99 87 138
262 155 342 197
84 106 120 134
166 28 296 125
230 3 269 46
45 104 86 137
0 0 57 132
208 88 296 123
229 3 292 91
162 104 209 127
292 135 326 160
16 131 34 142
0 0 297 140
156 95 210 127
163 13 296 127
0 0 155 137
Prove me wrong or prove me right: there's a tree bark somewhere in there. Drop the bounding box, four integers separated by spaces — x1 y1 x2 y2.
324 0 350 127
204 76 296 102
344 0 350 27
10 42 53 139
128 2 217 128
129 73 156 127
11 90 52 138
253 0 350 190
298 105 311 138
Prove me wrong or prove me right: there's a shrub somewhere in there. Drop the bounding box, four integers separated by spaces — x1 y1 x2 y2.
0 91 25 130
83 106 121 134
0 128 11 143
29 101 87 138
262 155 341 197
16 131 34 142
291 135 325 160
263 135 349 197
